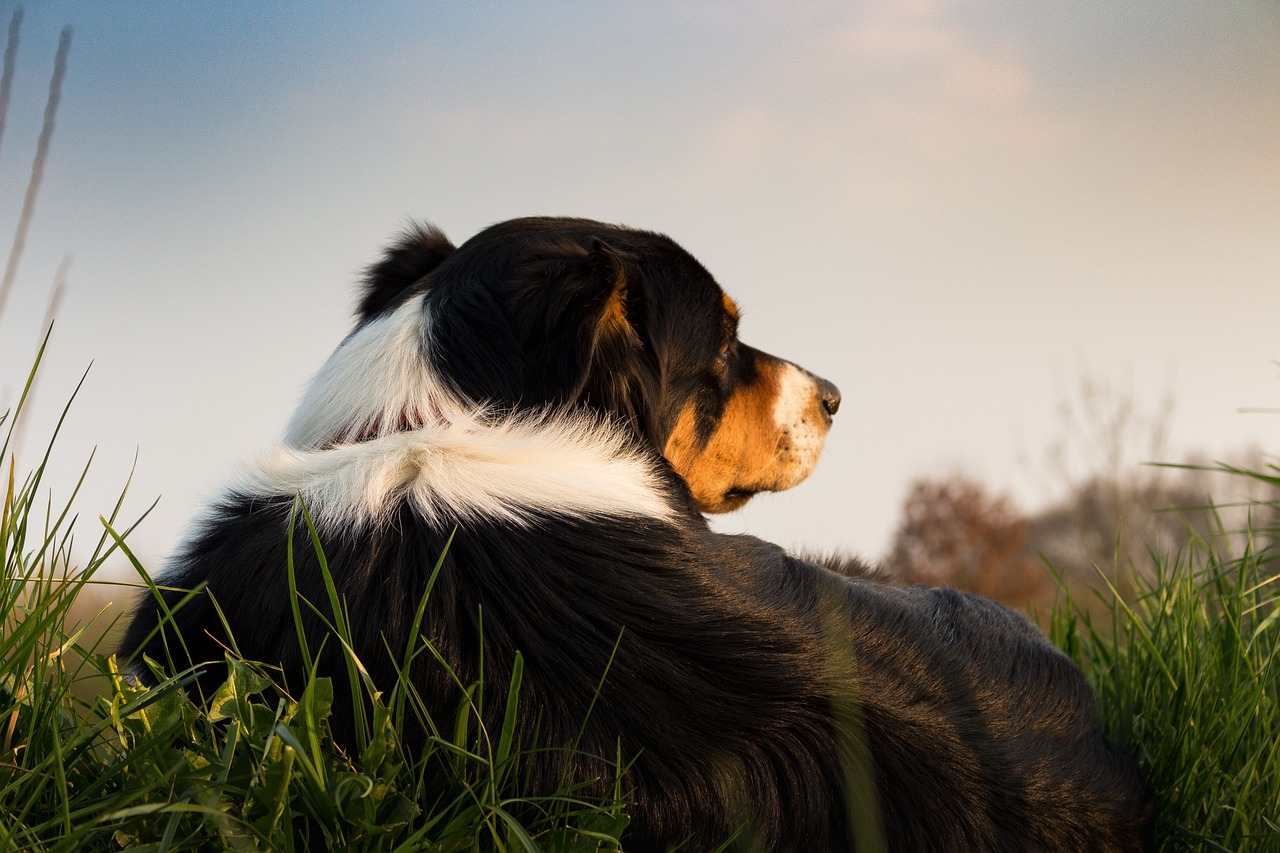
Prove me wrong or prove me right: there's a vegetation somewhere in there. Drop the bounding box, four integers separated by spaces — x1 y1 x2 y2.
1 348 633 852
881 388 1280 848
881 372 1279 616
2 336 1277 850
1 12 1274 848
1050 464 1280 852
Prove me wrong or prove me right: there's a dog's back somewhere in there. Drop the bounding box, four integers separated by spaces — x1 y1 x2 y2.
120 217 1152 851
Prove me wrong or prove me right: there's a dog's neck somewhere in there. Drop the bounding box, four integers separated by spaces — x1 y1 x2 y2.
346 407 446 446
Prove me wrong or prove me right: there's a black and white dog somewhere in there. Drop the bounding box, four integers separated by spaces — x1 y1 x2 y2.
121 217 1152 851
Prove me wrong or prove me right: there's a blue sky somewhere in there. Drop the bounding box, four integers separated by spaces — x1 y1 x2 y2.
1 1 1277 572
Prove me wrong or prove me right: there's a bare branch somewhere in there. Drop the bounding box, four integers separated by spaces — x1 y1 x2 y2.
0 25 71 323
0 8 22 167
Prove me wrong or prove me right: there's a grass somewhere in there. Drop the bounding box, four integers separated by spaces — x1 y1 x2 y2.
1049 463 1280 851
2 344 1278 850
1 347 631 852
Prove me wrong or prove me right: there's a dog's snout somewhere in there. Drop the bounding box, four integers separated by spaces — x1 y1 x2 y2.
818 379 841 419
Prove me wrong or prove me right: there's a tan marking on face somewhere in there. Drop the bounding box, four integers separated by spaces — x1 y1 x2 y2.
722 293 740 323
663 357 834 513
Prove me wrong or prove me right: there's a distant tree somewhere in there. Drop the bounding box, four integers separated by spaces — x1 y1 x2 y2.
1022 374 1273 586
882 476 1050 610
881 373 1278 613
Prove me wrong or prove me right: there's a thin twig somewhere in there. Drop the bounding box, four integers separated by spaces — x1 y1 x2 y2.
41 252 70 330
0 25 71 323
10 254 71 457
0 8 22 169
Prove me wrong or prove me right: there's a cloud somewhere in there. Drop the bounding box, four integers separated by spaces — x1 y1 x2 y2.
688 0 1077 205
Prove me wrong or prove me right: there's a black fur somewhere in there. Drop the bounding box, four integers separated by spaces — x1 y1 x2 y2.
357 221 455 320
120 217 1153 851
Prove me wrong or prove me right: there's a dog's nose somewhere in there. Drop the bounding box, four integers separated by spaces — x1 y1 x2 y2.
818 379 841 419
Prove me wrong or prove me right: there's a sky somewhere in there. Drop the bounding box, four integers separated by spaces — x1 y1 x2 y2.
0 1 1277 578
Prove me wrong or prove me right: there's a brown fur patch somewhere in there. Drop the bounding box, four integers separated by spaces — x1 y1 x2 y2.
721 293 740 323
664 358 810 513
597 274 641 352
602 281 629 330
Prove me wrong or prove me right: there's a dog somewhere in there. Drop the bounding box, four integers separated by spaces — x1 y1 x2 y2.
120 217 1152 851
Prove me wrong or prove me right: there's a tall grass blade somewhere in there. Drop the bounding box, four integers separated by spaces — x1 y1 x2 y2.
0 25 70 321
0 8 21 170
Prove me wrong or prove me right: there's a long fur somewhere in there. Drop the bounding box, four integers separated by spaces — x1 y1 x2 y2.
120 217 1152 852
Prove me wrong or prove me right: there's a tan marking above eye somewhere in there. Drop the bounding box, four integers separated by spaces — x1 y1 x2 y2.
719 294 739 360
721 292 740 323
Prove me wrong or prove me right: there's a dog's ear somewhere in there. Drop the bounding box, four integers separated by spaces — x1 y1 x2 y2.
428 232 658 435
571 239 662 437
358 223 456 323
521 238 648 410
584 238 644 361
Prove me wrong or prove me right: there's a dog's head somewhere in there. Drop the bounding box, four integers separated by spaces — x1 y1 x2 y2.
286 217 839 514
